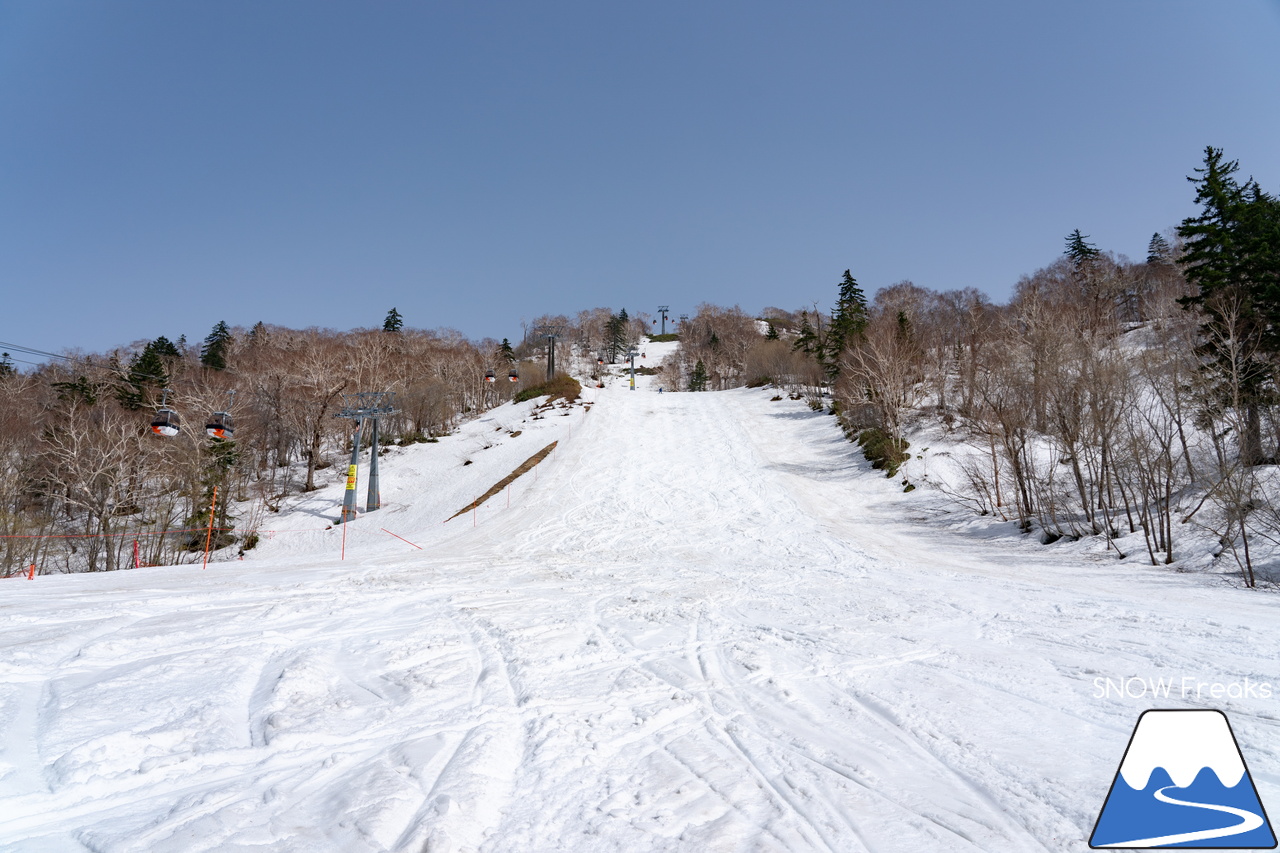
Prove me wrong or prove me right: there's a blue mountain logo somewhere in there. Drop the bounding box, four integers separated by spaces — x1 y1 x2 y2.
1091 709 1276 848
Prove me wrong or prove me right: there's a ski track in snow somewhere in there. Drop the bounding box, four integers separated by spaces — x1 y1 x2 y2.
2 360 1278 852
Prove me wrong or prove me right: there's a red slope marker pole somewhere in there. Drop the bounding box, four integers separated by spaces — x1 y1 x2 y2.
341 509 349 560
202 486 218 570
27 563 35 580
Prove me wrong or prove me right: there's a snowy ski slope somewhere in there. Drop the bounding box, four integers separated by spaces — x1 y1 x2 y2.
2 354 1278 852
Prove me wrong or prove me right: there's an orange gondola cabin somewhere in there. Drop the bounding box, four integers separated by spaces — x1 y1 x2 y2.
205 411 234 440
151 408 180 437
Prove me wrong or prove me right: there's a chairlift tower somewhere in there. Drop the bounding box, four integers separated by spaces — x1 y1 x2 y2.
626 348 639 391
678 314 689 328
657 306 670 335
334 392 400 522
531 324 565 381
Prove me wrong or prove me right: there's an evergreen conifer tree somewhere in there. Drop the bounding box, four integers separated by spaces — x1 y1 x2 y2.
0 353 13 378
1065 229 1101 273
792 312 817 354
383 307 404 333
188 436 240 549
688 359 709 392
201 321 233 370
1065 230 1109 323
1146 232 1173 265
1236 185 1280 356
152 336 181 359
605 312 627 362
497 338 516 363
829 270 868 361
118 337 180 409
1177 146 1280 464
765 321 779 340
51 375 98 404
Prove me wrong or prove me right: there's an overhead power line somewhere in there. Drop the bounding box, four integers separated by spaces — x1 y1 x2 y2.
2 354 51 368
0 340 75 362
0 338 182 388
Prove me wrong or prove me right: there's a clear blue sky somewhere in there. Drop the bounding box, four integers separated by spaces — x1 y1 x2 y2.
3 1 1279 359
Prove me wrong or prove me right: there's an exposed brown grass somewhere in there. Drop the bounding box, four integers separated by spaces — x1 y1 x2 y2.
446 441 558 521
514 373 581 405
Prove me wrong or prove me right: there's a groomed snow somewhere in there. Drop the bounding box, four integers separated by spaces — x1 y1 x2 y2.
2 355 1278 852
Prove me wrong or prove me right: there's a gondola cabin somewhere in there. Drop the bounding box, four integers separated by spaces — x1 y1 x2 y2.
484 369 496 383
151 408 180 437
206 411 234 440
508 369 519 382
